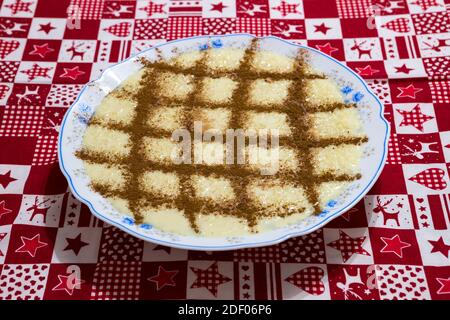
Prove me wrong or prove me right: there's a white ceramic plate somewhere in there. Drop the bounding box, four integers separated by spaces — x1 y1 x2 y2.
58 34 389 251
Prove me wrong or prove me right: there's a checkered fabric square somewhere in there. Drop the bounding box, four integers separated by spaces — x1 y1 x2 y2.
32 135 58 165
70 0 104 20
0 105 45 137
336 0 372 19
387 133 402 164
237 17 271 36
91 261 141 300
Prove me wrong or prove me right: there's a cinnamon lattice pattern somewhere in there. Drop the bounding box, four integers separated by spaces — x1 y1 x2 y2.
77 40 368 233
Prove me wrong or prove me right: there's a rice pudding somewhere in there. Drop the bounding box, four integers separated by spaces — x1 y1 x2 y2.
76 40 367 237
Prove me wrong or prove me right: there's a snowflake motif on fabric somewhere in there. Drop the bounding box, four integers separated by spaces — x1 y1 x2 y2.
285 266 325 295
190 262 231 297
327 230 371 262
381 17 411 33
20 63 52 81
409 168 447 190
397 104 434 132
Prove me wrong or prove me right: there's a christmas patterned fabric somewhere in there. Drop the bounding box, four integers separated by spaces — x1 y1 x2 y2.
0 0 450 300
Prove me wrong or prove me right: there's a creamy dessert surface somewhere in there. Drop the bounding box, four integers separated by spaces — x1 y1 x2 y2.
77 43 368 237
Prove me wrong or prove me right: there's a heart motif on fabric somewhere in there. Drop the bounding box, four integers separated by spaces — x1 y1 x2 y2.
381 18 411 33
0 84 10 100
376 266 430 300
285 266 325 296
409 168 447 190
0 39 20 59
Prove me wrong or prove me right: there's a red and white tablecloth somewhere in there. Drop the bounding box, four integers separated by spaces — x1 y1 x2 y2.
0 0 449 300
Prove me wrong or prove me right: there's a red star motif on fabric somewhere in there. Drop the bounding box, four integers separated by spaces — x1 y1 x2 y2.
0 170 17 189
327 230 371 262
0 233 7 257
356 64 380 76
52 273 84 295
272 1 301 17
190 262 231 297
314 23 331 35
315 42 339 56
436 277 450 295
395 64 414 74
397 104 434 132
29 43 54 58
5 0 33 15
397 83 423 98
38 22 56 34
153 244 171 254
0 201 12 220
380 234 411 258
411 0 441 11
63 233 89 255
211 2 227 12
429 237 450 258
148 266 178 291
20 63 52 81
60 66 85 80
140 1 166 16
15 233 48 257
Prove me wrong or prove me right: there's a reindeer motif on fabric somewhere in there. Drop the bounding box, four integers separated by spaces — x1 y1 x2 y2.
66 41 87 61
272 23 303 38
422 38 450 53
403 142 439 159
377 0 405 13
26 197 51 223
104 4 134 17
350 40 375 59
237 3 267 16
373 196 400 226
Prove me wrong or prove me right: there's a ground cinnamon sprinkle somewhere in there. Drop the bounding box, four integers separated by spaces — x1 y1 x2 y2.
77 40 368 233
